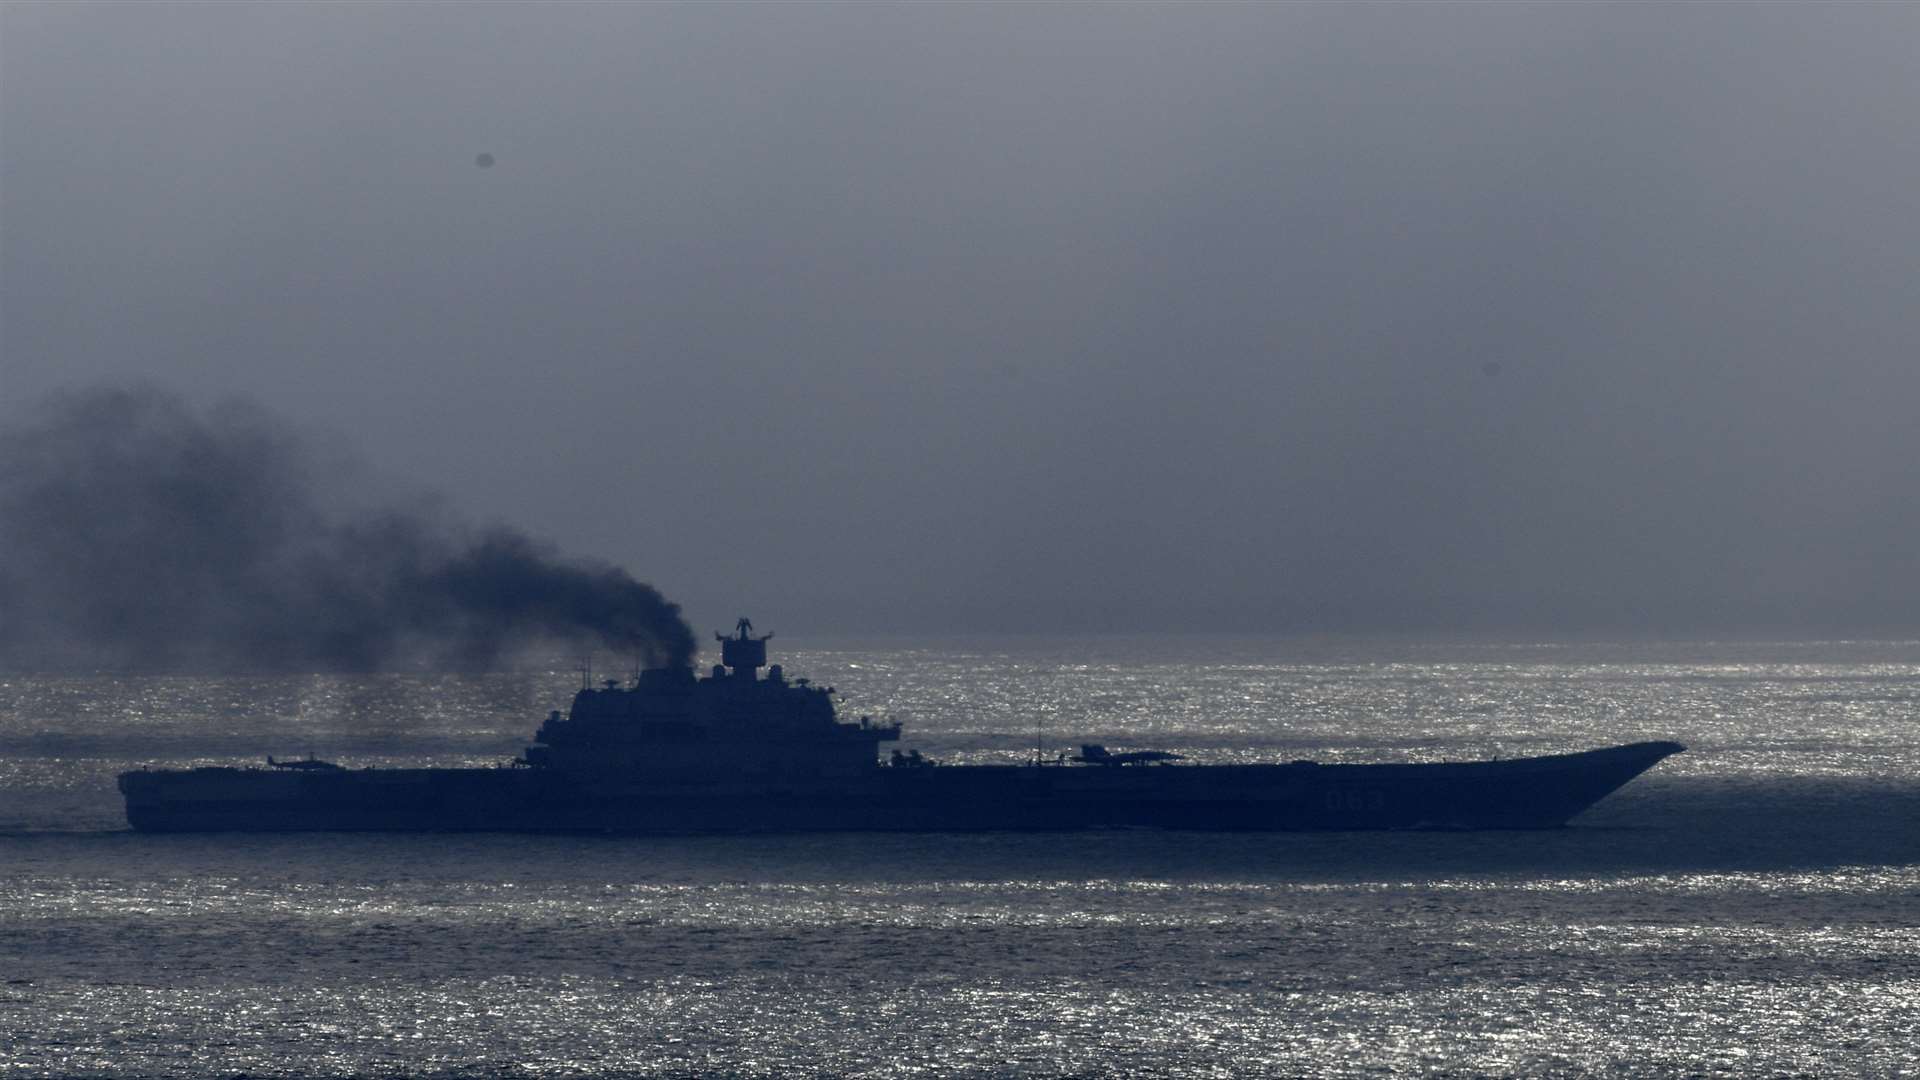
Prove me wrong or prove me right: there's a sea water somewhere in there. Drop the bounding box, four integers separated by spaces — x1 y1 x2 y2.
2 637 1916 1077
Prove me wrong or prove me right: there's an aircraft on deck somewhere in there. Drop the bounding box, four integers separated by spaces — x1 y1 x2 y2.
267 755 344 771
1073 744 1184 766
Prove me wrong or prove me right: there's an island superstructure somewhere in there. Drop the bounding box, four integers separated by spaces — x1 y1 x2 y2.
120 619 1684 832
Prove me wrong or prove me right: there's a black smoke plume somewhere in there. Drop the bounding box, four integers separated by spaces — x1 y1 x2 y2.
0 386 695 672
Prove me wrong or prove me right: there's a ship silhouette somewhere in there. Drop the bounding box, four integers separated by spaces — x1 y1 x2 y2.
120 619 1684 832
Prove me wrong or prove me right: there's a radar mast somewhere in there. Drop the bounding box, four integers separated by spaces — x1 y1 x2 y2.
717 617 773 678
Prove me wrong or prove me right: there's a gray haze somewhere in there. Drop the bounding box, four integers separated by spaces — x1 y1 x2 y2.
4 3 1919 639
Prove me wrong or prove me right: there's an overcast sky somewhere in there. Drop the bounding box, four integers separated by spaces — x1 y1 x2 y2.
4 2 1918 639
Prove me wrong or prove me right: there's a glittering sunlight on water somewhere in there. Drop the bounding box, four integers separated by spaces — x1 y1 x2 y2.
2 637 1917 1076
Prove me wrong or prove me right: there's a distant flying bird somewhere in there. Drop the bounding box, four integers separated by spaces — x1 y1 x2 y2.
475 153 495 168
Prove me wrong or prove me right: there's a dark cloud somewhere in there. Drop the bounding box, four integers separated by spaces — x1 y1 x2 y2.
0 386 693 672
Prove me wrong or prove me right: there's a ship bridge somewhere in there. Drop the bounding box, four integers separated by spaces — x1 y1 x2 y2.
523 619 899 774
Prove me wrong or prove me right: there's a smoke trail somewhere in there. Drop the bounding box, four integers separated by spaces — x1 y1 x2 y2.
0 385 694 672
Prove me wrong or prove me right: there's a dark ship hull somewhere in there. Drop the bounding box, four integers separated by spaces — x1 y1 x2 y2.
117 620 1685 834
120 741 1683 833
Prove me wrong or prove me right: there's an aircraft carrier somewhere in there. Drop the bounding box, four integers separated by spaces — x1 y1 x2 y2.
119 620 1685 833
